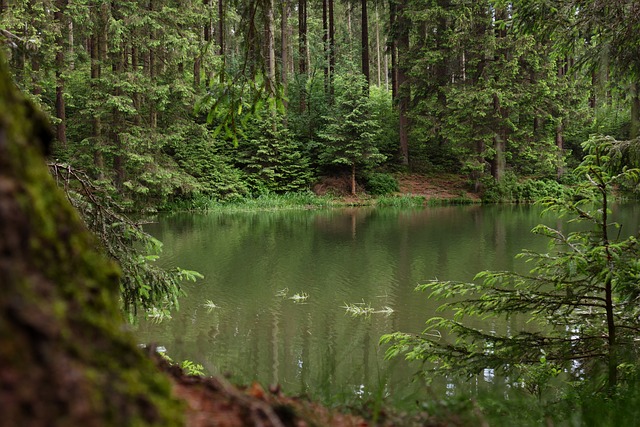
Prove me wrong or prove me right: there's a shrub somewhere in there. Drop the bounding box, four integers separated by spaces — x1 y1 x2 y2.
481 172 567 203
364 172 400 195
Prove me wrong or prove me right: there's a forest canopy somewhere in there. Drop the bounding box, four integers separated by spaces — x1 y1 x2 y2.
2 0 639 208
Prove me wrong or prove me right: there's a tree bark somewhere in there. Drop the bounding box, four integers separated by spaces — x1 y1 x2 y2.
265 0 276 98
90 2 107 180
375 1 381 87
281 0 289 102
361 0 370 89
556 119 565 179
54 0 67 146
491 93 507 181
148 0 157 129
323 0 328 92
389 0 397 101
328 0 335 98
490 7 508 181
631 82 640 139
298 0 307 111
396 0 409 166
0 54 183 427
351 163 357 195
217 0 225 82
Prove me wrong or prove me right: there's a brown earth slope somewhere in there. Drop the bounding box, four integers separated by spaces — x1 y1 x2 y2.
396 173 480 201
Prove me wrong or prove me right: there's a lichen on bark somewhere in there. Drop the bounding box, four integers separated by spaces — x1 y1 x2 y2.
0 56 183 426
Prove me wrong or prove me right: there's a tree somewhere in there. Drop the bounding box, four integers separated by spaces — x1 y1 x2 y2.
382 136 640 393
236 110 313 194
319 72 385 194
394 0 409 166
54 0 68 145
361 0 370 88
0 54 183 427
48 163 202 317
517 0 640 138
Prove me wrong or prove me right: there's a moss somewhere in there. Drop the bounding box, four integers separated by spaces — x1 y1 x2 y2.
0 56 184 425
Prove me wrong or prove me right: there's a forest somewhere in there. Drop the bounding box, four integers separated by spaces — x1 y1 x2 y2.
4 0 640 426
3 0 640 209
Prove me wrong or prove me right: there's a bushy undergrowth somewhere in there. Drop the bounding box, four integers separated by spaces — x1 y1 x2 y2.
364 172 400 195
481 172 568 203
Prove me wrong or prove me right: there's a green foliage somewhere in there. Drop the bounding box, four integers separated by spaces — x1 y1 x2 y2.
235 110 314 195
317 72 386 175
169 122 249 202
481 172 568 203
159 352 206 377
48 163 201 316
368 85 400 166
364 172 399 196
381 137 640 396
198 71 286 144
180 359 206 376
205 191 332 211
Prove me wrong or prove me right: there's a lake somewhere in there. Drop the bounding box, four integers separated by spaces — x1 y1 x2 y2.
133 204 640 409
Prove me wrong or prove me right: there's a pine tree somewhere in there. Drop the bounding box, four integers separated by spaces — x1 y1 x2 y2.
318 72 385 195
382 136 640 393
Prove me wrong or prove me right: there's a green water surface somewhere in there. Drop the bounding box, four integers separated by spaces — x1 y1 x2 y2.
133 204 640 408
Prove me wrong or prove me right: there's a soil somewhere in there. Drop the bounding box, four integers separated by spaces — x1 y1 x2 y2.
160 355 465 427
313 173 481 205
395 173 480 201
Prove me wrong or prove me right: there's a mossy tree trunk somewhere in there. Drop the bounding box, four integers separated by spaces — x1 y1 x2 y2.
0 56 183 427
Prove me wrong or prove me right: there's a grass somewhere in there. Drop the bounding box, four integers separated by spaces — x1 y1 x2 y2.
165 189 480 213
176 192 335 212
376 195 426 207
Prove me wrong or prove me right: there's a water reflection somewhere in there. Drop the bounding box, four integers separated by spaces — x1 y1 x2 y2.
133 204 639 408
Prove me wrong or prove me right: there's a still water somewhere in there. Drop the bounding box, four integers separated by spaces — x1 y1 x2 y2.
133 204 640 407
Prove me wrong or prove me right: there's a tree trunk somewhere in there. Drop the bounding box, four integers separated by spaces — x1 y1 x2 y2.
389 0 397 101
375 1 381 87
90 38 103 179
265 0 276 98
351 163 357 195
298 0 307 111
598 184 618 391
281 0 289 103
490 7 508 181
67 19 74 69
491 93 506 181
90 1 107 180
148 0 157 129
556 119 565 179
322 0 328 93
54 0 67 146
111 4 125 189
30 54 42 96
631 82 640 139
361 0 370 89
346 1 353 42
215 0 225 83
0 55 183 427
473 139 485 192
396 0 410 166
329 0 335 99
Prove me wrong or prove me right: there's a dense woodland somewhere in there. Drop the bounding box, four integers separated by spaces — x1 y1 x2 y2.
4 1 640 425
2 0 639 208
